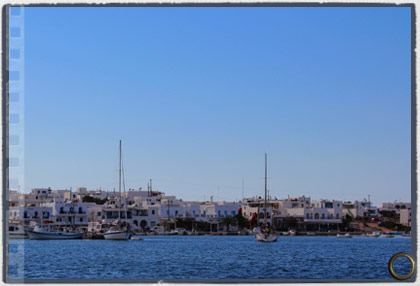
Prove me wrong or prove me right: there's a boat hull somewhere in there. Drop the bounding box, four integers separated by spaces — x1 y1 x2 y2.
9 233 28 239
103 231 130 240
337 234 352 238
255 233 278 242
382 234 394 238
28 230 83 240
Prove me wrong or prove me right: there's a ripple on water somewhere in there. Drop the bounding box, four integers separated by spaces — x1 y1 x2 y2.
8 236 411 280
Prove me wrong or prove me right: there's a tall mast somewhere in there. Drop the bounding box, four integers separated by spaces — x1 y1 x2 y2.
71 187 75 230
264 153 267 227
121 146 128 226
40 190 43 224
118 140 122 221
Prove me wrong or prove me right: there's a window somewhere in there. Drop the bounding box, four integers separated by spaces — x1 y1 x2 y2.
152 210 155 215
336 213 339 219
306 213 309 219
80 218 83 222
321 214 325 219
97 212 101 216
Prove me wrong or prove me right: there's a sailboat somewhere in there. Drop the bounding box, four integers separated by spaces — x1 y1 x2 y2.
104 140 131 240
255 153 278 242
28 188 84 240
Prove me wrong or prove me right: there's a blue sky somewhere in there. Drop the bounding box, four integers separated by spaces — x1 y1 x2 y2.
14 7 411 204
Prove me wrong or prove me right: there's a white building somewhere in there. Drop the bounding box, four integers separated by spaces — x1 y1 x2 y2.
400 208 411 227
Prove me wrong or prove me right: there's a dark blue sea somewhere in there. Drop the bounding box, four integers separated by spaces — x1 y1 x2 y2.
8 235 412 280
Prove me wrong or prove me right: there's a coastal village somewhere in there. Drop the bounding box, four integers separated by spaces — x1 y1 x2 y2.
8 185 411 237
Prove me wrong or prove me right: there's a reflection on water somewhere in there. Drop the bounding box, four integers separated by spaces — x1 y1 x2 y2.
8 235 411 280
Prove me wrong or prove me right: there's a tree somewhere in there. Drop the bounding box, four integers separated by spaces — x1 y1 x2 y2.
340 214 352 231
82 195 107 205
222 216 238 232
234 212 248 230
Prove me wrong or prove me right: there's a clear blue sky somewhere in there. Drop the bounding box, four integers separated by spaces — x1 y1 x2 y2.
16 7 411 204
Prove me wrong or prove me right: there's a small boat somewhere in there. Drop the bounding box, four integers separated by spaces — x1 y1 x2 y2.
130 236 144 240
28 223 83 240
104 221 131 240
168 229 179 235
255 154 278 243
337 233 352 238
289 230 297 236
8 223 28 239
382 232 394 238
306 232 316 236
281 231 290 236
367 232 381 238
256 232 278 242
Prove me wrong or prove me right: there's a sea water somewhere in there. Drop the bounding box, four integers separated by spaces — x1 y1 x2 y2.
8 235 412 280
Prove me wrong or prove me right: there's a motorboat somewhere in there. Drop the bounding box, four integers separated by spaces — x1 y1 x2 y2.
366 232 381 237
381 232 394 238
289 230 297 236
337 233 352 238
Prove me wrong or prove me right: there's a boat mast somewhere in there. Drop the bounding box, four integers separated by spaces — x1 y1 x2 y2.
40 190 43 224
118 140 122 221
121 144 128 227
71 187 75 230
264 153 267 228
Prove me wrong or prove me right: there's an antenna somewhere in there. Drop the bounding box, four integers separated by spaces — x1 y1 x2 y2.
242 177 244 199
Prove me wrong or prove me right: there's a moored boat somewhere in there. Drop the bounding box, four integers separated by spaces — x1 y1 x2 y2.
104 141 131 240
366 232 380 238
104 227 130 240
28 223 83 240
255 154 278 243
8 222 28 239
337 233 352 238
381 232 394 238
256 232 278 242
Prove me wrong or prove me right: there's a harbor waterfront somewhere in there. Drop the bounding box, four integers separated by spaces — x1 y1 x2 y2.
9 235 411 280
